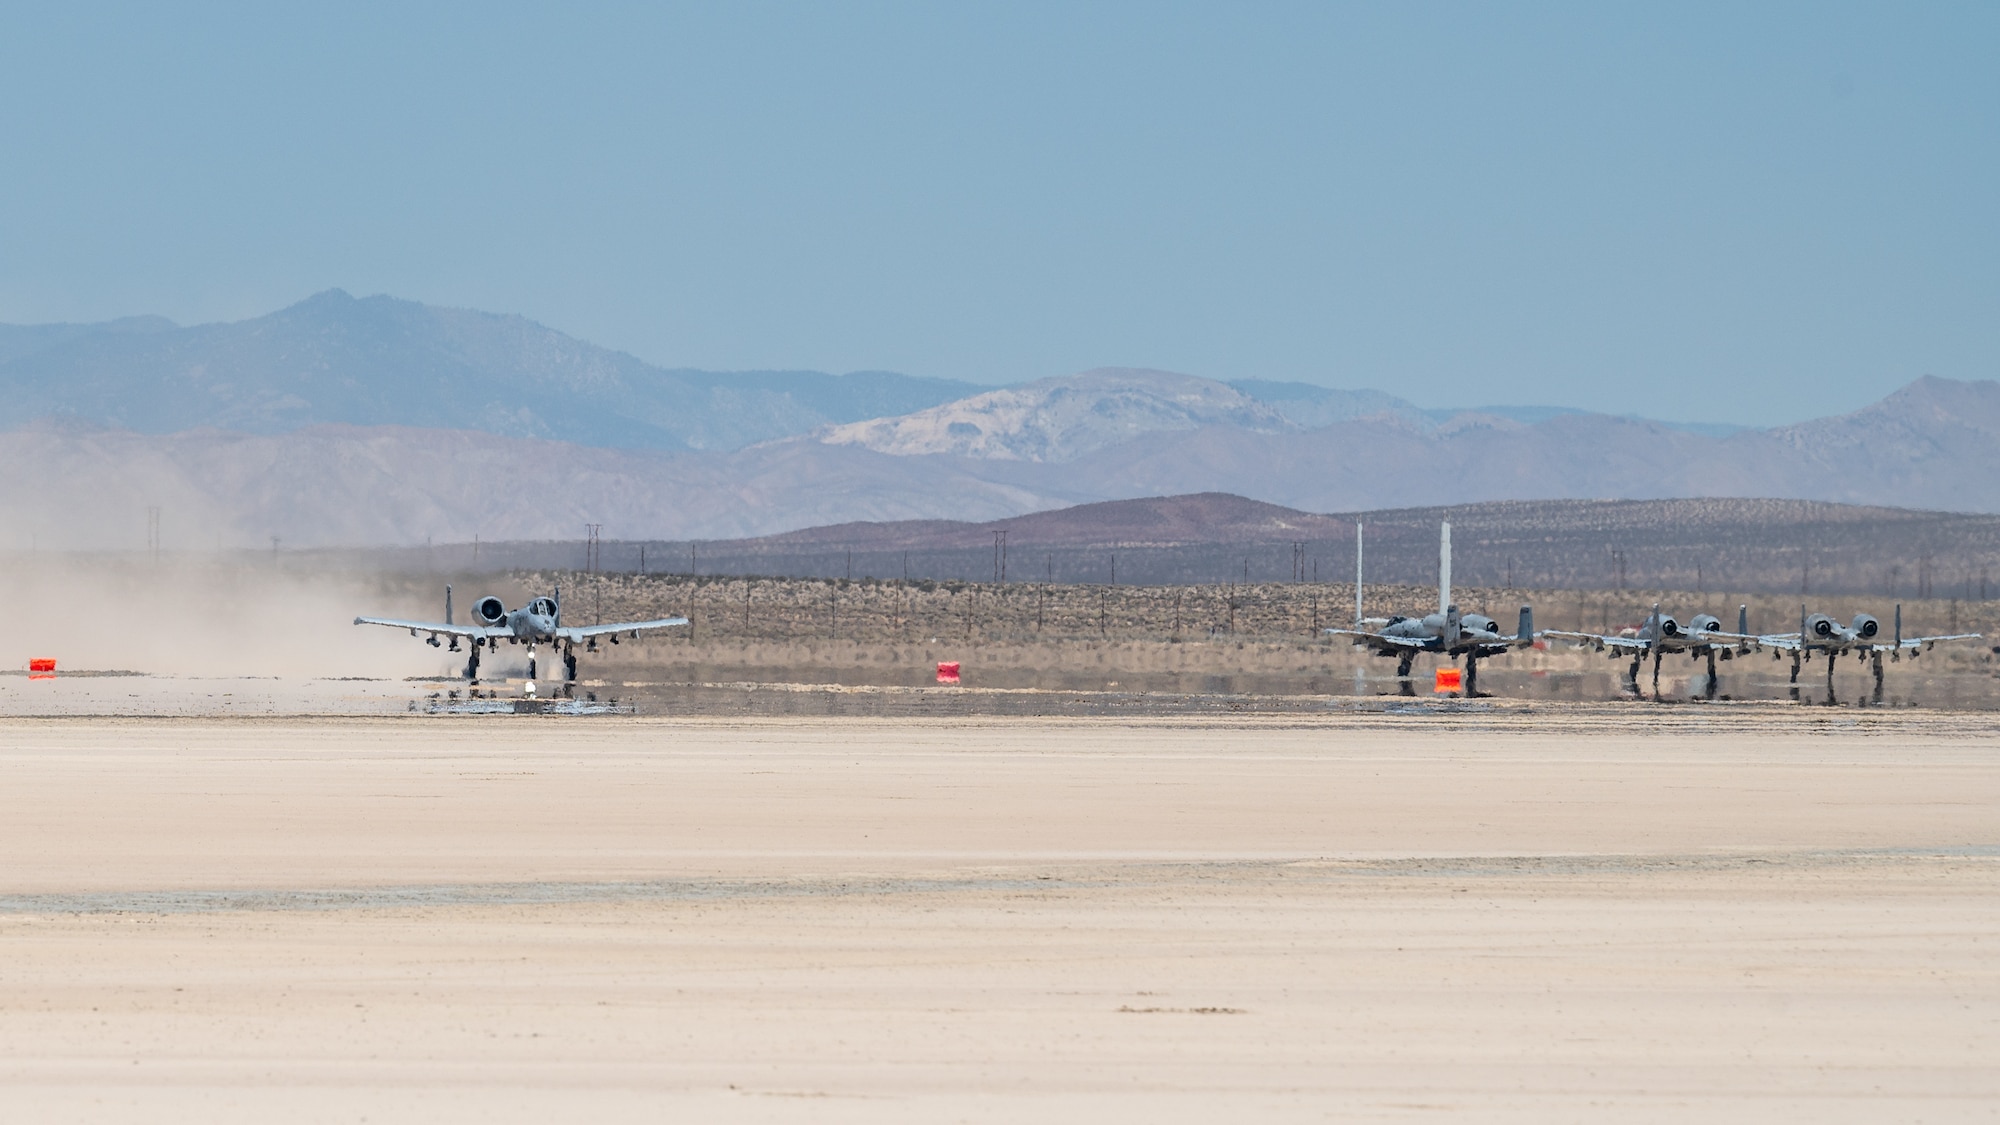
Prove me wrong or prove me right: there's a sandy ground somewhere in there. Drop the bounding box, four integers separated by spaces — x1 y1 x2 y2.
0 711 1996 1121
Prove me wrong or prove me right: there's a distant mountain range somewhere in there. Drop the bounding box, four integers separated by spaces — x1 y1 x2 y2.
0 291 984 451
0 292 1993 550
0 291 1731 451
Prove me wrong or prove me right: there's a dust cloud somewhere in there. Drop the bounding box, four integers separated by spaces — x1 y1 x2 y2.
0 555 530 680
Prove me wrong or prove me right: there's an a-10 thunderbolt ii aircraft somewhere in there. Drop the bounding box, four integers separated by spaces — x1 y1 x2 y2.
1324 521 1535 697
1756 605 1980 704
355 585 689 687
1544 604 1759 701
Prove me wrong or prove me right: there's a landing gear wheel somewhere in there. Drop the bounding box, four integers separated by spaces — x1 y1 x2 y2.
564 650 578 682
1395 651 1416 697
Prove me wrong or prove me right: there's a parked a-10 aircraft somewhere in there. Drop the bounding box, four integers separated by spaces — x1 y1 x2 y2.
1756 605 1980 703
1544 604 1759 701
355 585 688 686
1324 521 1535 697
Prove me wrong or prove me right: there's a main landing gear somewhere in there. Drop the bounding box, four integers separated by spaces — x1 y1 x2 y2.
1395 650 1417 696
467 637 586 696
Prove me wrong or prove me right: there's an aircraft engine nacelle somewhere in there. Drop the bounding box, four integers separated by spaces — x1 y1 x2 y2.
1687 614 1721 635
1459 613 1501 638
1851 613 1879 640
471 595 507 627
1656 615 1680 637
1805 613 1838 639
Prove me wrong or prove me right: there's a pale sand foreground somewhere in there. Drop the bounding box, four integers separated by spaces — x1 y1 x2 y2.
0 711 1995 1122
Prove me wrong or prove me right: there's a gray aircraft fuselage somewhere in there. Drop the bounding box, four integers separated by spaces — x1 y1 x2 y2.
1380 610 1503 649
1635 612 1736 652
1796 612 1880 652
470 595 560 642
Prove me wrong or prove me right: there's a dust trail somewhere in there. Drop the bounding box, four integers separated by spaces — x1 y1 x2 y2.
0 555 527 679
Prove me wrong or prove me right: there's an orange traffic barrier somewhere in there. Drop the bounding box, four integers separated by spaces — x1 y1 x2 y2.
27 658 55 673
1433 667 1462 694
936 661 961 684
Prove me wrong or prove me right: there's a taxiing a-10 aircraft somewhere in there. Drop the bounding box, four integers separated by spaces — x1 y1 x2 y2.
355 585 688 687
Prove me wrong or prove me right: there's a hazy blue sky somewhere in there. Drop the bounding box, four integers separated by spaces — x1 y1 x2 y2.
2 2 1994 424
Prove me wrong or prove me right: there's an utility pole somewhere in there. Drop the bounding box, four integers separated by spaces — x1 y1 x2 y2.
1355 522 1364 626
584 524 602 574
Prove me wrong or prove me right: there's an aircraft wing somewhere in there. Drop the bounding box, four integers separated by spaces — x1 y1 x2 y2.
1756 633 1805 651
1323 627 1434 650
353 616 500 640
1883 633 1982 652
1453 635 1535 655
1697 631 1762 647
556 617 692 642
1542 629 1647 652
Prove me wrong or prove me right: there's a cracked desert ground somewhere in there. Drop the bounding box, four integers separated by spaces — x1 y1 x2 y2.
0 708 1994 1122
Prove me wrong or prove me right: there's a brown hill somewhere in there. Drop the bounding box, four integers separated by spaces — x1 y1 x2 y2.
376 493 2000 600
